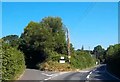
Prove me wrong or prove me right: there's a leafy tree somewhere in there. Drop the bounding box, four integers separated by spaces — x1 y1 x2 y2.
105 44 120 60
106 44 120 78
19 21 53 68
70 43 75 55
41 16 63 33
19 17 67 68
81 45 84 50
93 45 105 63
2 35 19 47
40 16 67 55
76 49 81 51
105 45 114 58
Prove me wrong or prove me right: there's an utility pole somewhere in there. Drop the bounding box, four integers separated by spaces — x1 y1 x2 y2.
66 28 71 63
63 25 71 63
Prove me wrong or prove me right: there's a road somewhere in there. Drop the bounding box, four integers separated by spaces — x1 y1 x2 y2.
20 64 120 82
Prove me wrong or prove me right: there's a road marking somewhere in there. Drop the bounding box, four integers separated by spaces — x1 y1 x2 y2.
89 71 92 75
79 71 89 73
86 71 93 79
44 77 52 80
86 74 90 79
42 73 55 77
44 72 68 80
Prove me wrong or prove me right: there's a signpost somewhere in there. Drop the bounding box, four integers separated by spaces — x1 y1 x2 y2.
62 26 71 63
59 56 65 63
66 28 71 63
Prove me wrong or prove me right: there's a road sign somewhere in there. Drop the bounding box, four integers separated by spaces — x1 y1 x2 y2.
59 56 65 63
68 56 71 58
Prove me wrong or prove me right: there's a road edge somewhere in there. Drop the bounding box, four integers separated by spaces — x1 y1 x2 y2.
105 65 120 81
86 65 100 80
17 69 26 80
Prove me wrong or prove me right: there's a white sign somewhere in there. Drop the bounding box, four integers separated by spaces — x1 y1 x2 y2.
59 60 65 63
68 56 71 58
61 56 64 59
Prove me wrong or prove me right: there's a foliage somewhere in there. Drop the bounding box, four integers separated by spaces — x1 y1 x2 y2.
106 44 120 78
2 41 25 81
36 50 69 69
37 61 73 71
41 16 67 55
93 45 105 63
106 44 119 58
81 45 84 50
2 16 98 73
70 51 96 69
19 21 52 68
2 35 19 48
19 17 67 68
36 50 72 71
45 50 68 62
70 43 75 55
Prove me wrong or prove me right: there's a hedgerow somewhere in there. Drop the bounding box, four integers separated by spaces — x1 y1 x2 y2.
70 51 96 69
2 42 25 81
106 44 120 78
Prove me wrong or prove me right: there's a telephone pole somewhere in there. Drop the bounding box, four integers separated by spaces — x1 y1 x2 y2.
66 28 71 63
64 26 71 63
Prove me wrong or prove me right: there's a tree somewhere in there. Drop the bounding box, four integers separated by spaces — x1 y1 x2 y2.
40 16 67 55
19 21 53 68
70 43 75 55
105 45 114 58
81 45 84 50
41 16 63 33
93 45 105 63
2 35 19 47
19 17 68 68
106 44 120 78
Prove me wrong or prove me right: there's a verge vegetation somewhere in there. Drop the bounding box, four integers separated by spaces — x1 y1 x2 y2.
1 40 25 81
106 44 120 78
3 16 114 80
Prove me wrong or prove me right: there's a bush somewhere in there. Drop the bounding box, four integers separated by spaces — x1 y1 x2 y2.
45 50 68 62
2 42 25 81
37 60 73 71
37 50 96 71
36 50 73 71
106 44 120 78
70 51 96 69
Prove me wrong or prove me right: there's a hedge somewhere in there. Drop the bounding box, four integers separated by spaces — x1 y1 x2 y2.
2 42 25 81
106 44 120 78
70 51 96 69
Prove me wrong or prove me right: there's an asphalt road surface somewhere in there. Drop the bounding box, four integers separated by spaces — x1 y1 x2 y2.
20 64 120 82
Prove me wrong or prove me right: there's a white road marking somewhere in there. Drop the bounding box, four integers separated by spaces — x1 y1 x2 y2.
79 71 89 73
44 77 52 80
86 70 93 79
89 71 92 75
44 72 68 80
86 74 90 79
42 73 55 77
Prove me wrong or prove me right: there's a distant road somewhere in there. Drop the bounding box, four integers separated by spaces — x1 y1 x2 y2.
20 64 120 82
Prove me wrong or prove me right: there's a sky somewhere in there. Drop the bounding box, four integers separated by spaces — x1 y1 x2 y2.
2 2 118 50
1 0 119 2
